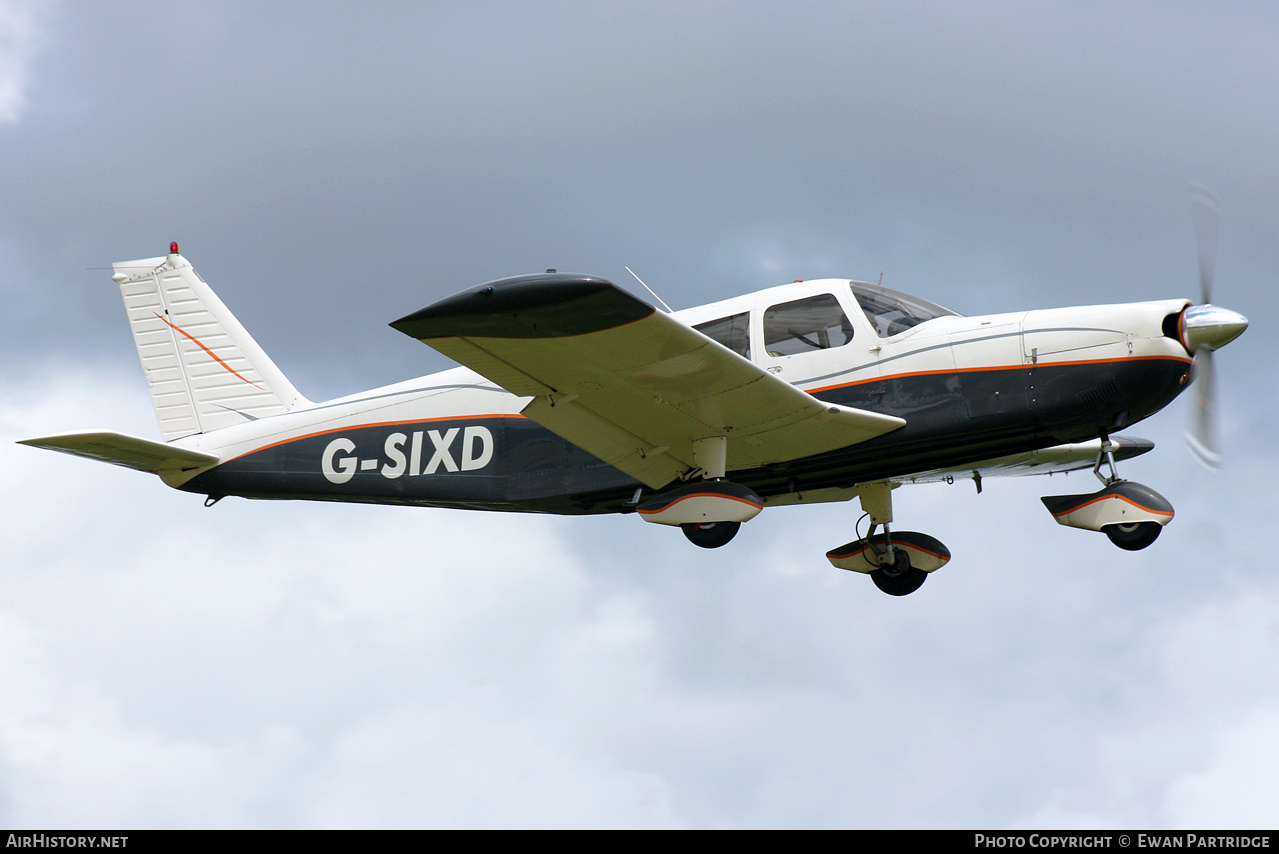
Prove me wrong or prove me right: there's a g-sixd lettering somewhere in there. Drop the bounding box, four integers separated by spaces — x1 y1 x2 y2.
322 426 493 484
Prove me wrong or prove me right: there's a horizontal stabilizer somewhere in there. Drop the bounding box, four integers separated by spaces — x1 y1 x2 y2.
18 430 219 476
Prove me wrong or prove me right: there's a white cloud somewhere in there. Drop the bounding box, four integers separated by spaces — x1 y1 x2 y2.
1163 706 1279 829
1 367 680 826
0 0 46 124
4 351 1279 827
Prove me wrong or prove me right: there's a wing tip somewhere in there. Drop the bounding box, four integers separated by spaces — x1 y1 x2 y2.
391 273 654 340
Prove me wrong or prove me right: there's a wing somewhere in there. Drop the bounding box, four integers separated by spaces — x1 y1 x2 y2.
760 436 1156 508
889 436 1155 486
391 273 906 489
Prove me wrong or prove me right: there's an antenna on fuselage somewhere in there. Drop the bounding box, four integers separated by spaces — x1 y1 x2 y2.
626 266 674 313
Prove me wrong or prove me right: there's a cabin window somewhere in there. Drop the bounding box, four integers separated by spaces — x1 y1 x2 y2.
851 282 958 338
762 294 854 357
693 312 751 359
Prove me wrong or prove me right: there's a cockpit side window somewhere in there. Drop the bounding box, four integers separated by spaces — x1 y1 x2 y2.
851 283 959 338
693 312 751 360
762 294 854 357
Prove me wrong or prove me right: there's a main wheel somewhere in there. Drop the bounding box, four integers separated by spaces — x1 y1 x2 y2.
1104 521 1162 551
869 550 927 596
681 521 741 549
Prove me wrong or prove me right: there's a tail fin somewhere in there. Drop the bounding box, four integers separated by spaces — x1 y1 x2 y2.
111 247 310 441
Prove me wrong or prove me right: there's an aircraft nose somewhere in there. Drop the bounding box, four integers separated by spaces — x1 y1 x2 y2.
1183 304 1249 352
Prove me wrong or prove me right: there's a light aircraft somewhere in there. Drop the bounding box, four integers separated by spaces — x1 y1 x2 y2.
21 224 1247 596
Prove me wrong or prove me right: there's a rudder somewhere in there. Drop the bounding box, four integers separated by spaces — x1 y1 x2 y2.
112 246 309 441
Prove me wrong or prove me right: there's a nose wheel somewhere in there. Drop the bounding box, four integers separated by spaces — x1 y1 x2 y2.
1041 436 1174 550
1103 521 1162 551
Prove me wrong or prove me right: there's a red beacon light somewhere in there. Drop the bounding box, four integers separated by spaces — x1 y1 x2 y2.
169 241 179 254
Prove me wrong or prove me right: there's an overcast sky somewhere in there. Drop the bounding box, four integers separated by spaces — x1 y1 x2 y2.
2 1 1277 829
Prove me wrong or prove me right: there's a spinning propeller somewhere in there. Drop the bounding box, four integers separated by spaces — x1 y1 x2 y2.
1183 186 1249 469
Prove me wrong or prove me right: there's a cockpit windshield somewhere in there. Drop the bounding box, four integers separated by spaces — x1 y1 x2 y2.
850 282 960 338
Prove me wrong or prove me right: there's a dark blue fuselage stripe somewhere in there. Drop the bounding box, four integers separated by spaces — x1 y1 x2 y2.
183 357 1190 516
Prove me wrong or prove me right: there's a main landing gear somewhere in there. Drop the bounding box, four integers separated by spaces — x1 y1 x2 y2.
868 547 928 597
635 436 762 549
680 520 742 549
825 482 951 596
1040 435 1174 550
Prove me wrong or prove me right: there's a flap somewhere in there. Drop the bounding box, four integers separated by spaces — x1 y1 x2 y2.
392 274 906 488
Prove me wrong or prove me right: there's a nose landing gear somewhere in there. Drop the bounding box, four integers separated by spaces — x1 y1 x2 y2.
1040 435 1175 550
1103 521 1163 551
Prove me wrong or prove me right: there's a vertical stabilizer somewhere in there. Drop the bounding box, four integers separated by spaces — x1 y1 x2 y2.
112 249 310 441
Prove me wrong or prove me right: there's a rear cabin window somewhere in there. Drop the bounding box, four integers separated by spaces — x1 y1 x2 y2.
693 312 751 360
762 294 854 357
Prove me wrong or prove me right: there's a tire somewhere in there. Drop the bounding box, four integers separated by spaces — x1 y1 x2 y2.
681 521 741 549
869 551 928 596
1104 521 1162 551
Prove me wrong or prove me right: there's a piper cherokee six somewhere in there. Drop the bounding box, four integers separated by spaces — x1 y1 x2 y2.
21 240 1247 595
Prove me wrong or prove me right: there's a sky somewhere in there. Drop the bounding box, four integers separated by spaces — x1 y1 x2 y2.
2 0 1277 829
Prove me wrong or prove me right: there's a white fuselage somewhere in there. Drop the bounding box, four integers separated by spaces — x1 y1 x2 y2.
164 278 1194 514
